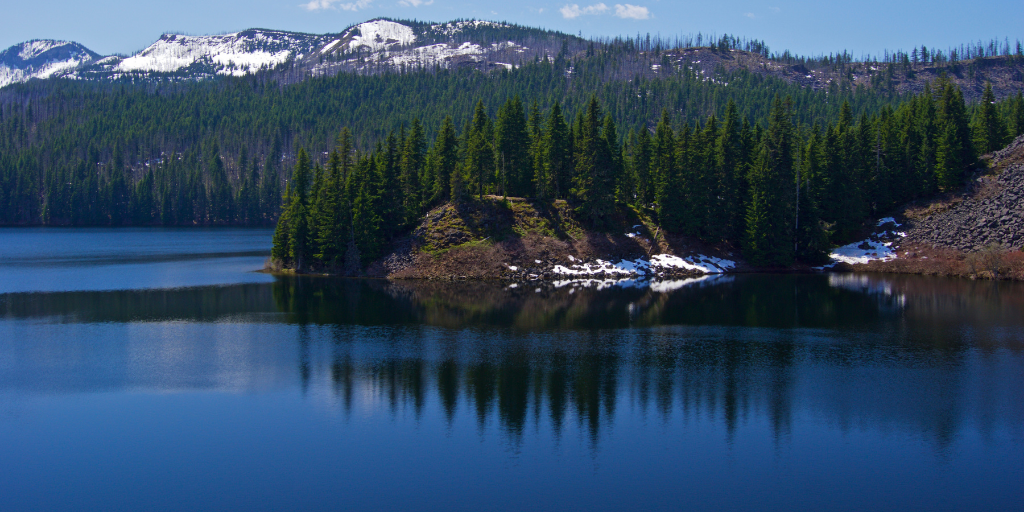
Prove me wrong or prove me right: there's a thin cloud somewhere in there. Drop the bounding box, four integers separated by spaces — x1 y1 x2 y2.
302 0 373 11
560 3 609 19
744 12 755 19
398 0 433 6
614 4 649 20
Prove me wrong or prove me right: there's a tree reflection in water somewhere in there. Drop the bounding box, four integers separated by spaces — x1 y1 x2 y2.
0 274 1020 451
267 274 1023 450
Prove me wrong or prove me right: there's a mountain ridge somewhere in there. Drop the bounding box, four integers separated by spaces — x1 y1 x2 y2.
0 18 568 88
2 18 1022 103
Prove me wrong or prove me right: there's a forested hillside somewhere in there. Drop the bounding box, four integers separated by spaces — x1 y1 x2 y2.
270 81 1024 270
1 21 1022 250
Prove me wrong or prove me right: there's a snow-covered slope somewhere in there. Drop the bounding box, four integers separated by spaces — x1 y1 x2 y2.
342 19 416 52
1 18 559 89
101 29 331 78
0 40 98 88
313 19 529 74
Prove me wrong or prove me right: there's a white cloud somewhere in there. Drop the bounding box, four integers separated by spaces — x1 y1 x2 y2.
744 12 755 18
560 3 609 19
302 0 373 11
614 4 649 19
398 0 433 6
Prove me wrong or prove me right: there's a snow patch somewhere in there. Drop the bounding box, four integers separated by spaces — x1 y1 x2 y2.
825 217 907 266
828 241 897 265
116 32 294 76
17 40 62 60
321 39 341 54
346 20 416 52
550 254 735 277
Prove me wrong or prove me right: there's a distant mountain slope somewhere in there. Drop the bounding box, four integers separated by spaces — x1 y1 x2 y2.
0 18 1021 103
0 40 99 88
0 19 573 86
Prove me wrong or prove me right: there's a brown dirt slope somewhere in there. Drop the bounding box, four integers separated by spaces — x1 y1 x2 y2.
369 197 740 280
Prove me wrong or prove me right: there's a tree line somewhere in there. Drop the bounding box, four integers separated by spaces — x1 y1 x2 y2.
0 47 916 227
272 80 1024 270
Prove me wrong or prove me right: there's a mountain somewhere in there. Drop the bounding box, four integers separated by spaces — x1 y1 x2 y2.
0 19 570 87
1 19 1021 104
0 40 99 88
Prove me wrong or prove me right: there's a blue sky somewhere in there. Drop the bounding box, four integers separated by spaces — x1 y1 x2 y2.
6 0 1022 58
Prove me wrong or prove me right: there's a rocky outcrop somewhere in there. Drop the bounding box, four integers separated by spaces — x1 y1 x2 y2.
904 135 1024 252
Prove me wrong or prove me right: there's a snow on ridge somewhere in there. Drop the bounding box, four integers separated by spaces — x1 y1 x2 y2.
1 41 94 88
346 20 416 52
116 32 294 75
17 40 65 60
430 20 504 36
386 41 484 67
321 39 341 54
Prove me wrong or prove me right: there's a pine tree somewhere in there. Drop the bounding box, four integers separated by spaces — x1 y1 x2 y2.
571 97 614 228
631 127 653 207
653 110 680 230
716 100 744 239
428 116 459 205
206 141 234 224
271 183 293 263
494 96 530 197
935 82 973 191
972 82 1005 154
401 118 426 222
544 103 572 200
743 96 796 267
287 148 312 270
1011 91 1024 138
465 101 494 198
352 154 384 262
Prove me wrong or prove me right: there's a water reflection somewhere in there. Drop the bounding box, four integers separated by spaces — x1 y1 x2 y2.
279 321 1022 451
1 274 1021 451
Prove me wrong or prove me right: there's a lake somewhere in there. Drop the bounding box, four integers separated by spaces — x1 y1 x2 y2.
0 228 1021 511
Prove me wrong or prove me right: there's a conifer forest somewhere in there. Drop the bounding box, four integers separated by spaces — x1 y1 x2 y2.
2 35 1023 268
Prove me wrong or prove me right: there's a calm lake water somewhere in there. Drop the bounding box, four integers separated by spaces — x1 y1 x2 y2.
0 228 1022 511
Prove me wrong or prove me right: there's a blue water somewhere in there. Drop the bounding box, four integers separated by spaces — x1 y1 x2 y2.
0 228 1021 511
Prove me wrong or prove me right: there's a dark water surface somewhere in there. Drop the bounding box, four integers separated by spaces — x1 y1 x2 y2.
0 229 1022 511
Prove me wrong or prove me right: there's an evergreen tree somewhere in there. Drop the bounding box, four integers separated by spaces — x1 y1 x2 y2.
571 97 615 228
465 101 494 198
935 81 973 191
716 100 744 239
287 148 312 270
653 110 680 230
972 82 1005 154
401 118 427 222
428 116 459 205
544 103 572 199
494 96 531 197
743 96 797 267
633 126 653 207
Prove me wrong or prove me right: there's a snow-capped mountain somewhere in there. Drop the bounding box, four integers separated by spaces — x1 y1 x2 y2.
79 29 333 80
0 19 561 89
0 40 99 88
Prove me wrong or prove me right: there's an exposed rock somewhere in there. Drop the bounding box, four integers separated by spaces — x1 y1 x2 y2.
903 135 1024 252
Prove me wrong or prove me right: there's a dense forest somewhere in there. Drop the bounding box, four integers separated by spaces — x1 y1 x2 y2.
4 41 1000 228
271 80 1024 269
1 27 1023 270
